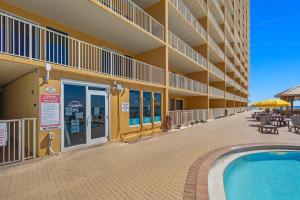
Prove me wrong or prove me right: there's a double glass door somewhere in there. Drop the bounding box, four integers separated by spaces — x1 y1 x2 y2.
63 84 108 149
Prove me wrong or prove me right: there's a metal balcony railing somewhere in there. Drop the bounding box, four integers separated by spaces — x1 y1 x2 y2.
226 75 235 86
169 72 208 94
226 107 236 115
168 31 208 68
210 108 225 119
168 109 208 128
0 12 165 85
226 92 235 100
208 36 224 59
212 0 224 19
170 0 207 40
209 86 225 98
209 62 224 79
209 13 224 39
97 0 164 41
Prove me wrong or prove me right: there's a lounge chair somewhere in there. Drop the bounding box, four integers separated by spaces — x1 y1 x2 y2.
258 115 279 134
288 116 300 134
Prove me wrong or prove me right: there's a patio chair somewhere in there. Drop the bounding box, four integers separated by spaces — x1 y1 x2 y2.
288 116 300 134
258 115 279 134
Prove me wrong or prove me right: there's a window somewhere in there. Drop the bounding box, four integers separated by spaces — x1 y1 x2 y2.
154 93 161 122
176 100 183 110
143 92 152 124
129 90 140 126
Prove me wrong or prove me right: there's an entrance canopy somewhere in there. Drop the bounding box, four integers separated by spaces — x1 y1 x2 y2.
275 84 300 111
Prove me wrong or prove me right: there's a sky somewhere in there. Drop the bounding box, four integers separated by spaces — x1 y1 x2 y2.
250 0 300 105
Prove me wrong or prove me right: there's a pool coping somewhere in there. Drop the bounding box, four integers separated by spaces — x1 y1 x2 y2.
183 144 300 200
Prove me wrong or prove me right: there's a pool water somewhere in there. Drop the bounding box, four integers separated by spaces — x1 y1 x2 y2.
224 151 300 200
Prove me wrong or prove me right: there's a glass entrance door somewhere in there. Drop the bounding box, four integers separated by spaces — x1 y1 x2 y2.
87 91 108 144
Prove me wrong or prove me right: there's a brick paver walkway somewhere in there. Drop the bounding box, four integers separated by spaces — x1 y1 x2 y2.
1 111 300 200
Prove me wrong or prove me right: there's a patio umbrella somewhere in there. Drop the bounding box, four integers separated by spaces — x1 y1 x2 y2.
255 99 290 108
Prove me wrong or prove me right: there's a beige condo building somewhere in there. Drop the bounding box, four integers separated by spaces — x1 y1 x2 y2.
0 0 250 162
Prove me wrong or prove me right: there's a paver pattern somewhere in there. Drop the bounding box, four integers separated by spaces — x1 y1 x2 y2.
1 111 300 200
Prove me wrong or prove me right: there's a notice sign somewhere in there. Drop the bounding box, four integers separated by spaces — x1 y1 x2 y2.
0 123 7 146
121 102 129 112
40 94 60 131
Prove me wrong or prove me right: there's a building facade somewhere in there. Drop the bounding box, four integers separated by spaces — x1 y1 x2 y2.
0 0 250 157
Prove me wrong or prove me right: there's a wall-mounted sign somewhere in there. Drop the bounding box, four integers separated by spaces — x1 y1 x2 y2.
40 94 60 131
0 123 7 146
121 102 129 112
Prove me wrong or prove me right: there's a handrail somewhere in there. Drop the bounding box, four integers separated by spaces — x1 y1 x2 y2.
170 0 207 40
169 31 208 69
97 0 164 41
0 12 165 85
209 62 224 79
169 72 208 94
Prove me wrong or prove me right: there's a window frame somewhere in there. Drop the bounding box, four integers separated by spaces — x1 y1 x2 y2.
153 92 162 123
142 91 152 125
129 90 141 127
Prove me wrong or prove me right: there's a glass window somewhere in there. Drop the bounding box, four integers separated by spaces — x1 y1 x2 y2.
143 92 152 124
176 100 183 110
129 90 140 126
64 84 86 147
154 93 161 122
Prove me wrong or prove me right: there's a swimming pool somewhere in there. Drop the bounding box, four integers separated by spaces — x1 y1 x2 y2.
223 151 300 200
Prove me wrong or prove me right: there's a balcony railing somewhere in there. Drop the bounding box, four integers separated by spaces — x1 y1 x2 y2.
170 0 207 40
209 86 225 98
208 36 224 59
226 107 236 115
197 0 208 11
168 109 208 128
209 62 224 79
226 92 235 100
210 108 225 119
209 13 224 39
169 31 208 68
212 0 224 19
169 72 208 94
0 12 165 85
225 75 235 86
97 0 164 41
235 95 241 101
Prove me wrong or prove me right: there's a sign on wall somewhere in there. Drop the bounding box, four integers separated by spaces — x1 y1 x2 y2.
0 123 7 146
121 102 129 112
40 94 60 131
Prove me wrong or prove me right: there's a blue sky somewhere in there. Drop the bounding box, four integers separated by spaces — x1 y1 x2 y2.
250 0 300 105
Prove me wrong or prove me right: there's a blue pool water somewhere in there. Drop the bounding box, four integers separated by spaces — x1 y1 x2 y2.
224 151 300 200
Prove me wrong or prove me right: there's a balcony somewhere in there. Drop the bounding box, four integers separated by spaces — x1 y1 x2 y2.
168 31 207 73
209 62 224 81
208 36 224 62
0 12 165 86
226 92 235 100
209 0 224 23
7 0 164 53
225 75 235 87
168 109 208 128
182 0 207 19
225 39 234 58
169 72 208 95
169 0 207 46
209 86 225 99
208 13 224 42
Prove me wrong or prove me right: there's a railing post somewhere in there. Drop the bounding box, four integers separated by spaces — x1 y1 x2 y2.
21 119 25 161
29 24 32 59
111 52 114 75
33 119 36 159
78 41 81 69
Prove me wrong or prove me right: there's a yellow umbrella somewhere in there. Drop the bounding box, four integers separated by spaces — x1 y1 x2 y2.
251 102 259 106
255 99 290 108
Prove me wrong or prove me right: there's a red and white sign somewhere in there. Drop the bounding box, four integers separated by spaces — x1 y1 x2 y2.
0 123 7 146
40 94 60 131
